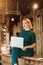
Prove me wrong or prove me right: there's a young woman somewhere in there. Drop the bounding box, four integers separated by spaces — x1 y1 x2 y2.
11 18 36 65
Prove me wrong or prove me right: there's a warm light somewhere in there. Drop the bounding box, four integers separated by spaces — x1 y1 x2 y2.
3 29 6 31
1 44 10 54
33 3 38 10
3 33 6 35
1 44 6 53
4 26 7 28
11 18 14 21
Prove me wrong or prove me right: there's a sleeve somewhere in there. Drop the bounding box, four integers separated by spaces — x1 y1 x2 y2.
19 31 23 37
19 30 24 37
19 32 22 37
31 32 36 43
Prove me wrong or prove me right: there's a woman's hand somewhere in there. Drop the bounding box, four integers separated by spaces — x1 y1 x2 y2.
22 46 27 51
22 43 36 51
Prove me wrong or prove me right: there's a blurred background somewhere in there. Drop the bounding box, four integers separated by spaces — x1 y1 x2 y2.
0 0 43 65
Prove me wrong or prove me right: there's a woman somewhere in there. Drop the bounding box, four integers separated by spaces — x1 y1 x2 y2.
11 18 36 65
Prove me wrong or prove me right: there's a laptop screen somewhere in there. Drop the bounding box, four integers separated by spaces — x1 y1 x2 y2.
10 36 24 49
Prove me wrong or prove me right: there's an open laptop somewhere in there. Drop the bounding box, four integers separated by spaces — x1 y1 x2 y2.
10 36 24 49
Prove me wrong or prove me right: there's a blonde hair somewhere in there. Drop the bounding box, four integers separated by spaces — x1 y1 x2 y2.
22 18 33 29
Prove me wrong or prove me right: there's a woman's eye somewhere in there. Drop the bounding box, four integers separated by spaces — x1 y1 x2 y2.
24 22 27 24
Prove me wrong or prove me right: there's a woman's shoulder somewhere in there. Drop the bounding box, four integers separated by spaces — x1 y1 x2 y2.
19 30 24 35
20 30 25 33
19 30 25 37
30 30 35 35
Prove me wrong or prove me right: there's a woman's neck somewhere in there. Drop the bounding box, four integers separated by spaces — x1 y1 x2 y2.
25 28 30 31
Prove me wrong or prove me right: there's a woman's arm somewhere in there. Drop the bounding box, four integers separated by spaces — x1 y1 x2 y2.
26 43 36 48
22 43 36 50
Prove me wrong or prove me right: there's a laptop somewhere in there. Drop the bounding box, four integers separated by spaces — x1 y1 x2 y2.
10 36 24 49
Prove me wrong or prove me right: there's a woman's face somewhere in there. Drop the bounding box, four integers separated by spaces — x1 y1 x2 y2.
22 20 29 30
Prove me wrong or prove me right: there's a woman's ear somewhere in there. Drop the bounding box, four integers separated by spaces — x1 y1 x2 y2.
28 23 30 25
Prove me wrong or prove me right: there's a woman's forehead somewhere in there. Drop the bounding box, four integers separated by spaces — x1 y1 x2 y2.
22 20 29 24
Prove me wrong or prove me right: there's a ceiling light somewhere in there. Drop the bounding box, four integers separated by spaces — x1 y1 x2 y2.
11 18 14 21
33 3 38 10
